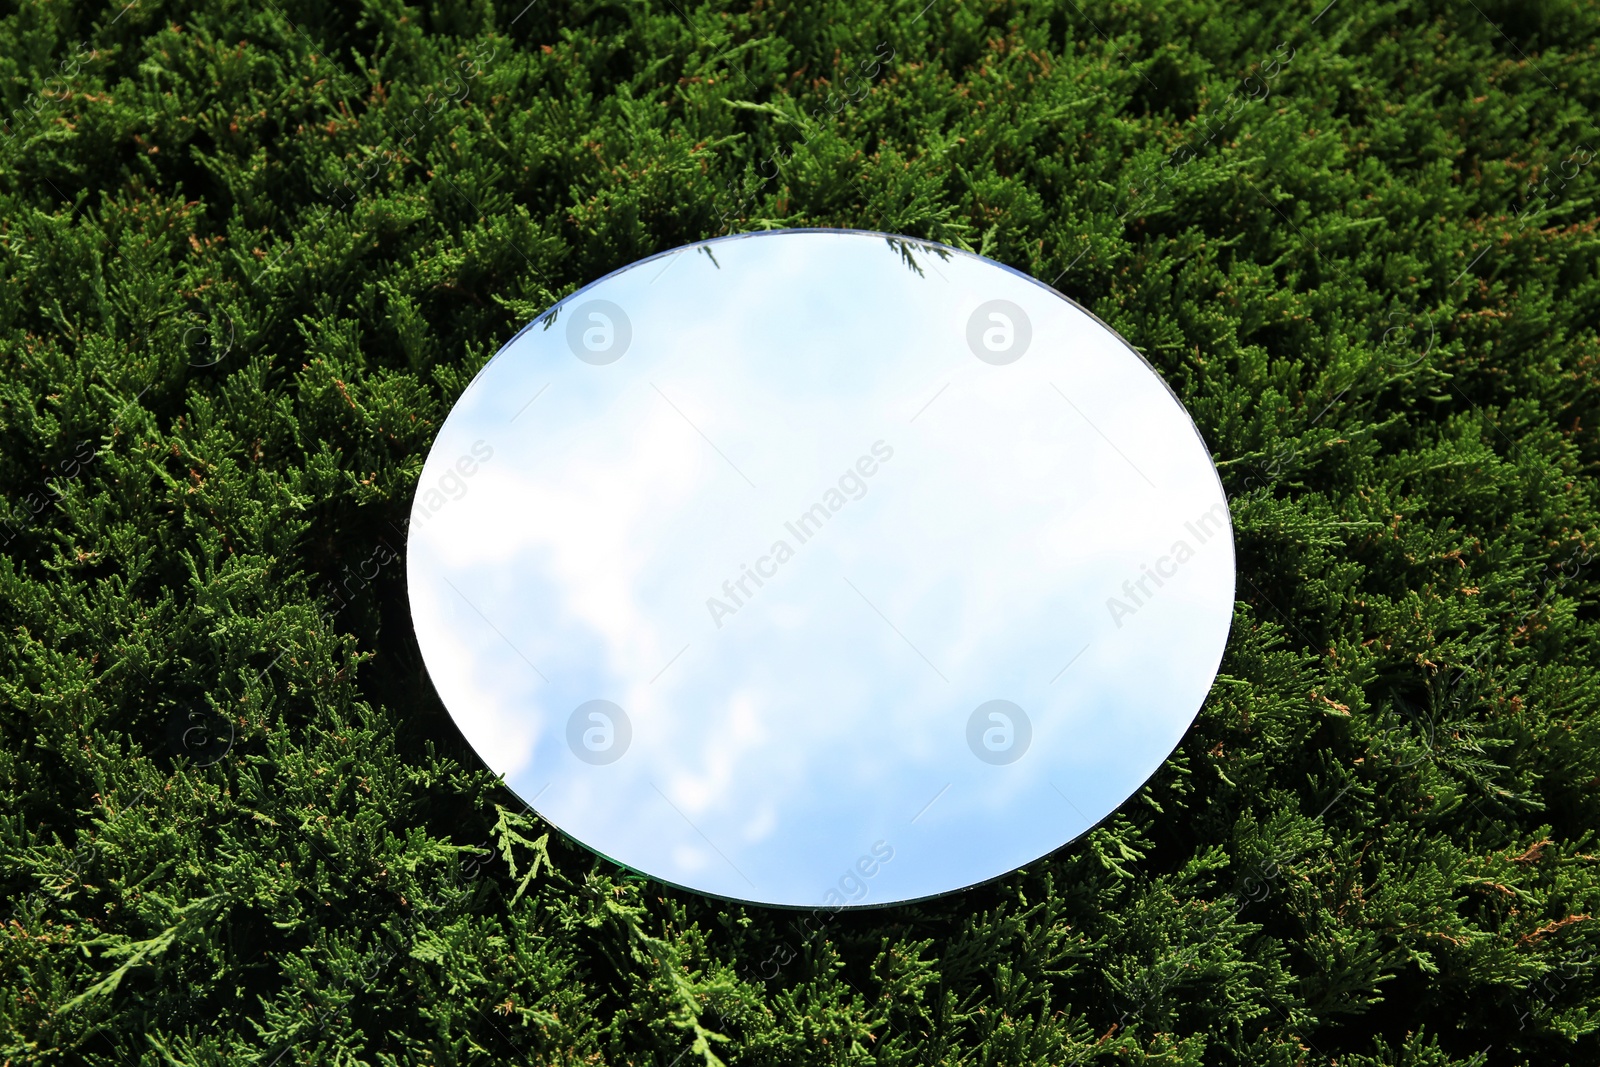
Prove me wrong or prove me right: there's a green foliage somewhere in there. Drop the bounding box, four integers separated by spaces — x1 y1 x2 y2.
2 0 1598 1064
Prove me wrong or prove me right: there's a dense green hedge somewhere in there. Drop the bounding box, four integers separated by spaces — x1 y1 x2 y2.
3 0 1598 1063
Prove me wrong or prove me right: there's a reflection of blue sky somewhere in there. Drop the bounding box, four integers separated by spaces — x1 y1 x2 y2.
407 230 1234 907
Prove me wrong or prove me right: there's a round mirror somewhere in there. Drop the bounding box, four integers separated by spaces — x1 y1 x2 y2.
406 229 1234 908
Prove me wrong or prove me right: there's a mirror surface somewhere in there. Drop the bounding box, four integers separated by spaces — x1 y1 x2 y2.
407 229 1235 908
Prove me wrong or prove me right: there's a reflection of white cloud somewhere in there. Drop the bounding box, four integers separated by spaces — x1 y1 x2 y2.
666 689 767 815
406 557 541 780
742 804 777 844
672 845 710 873
408 231 1234 906
417 396 709 686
